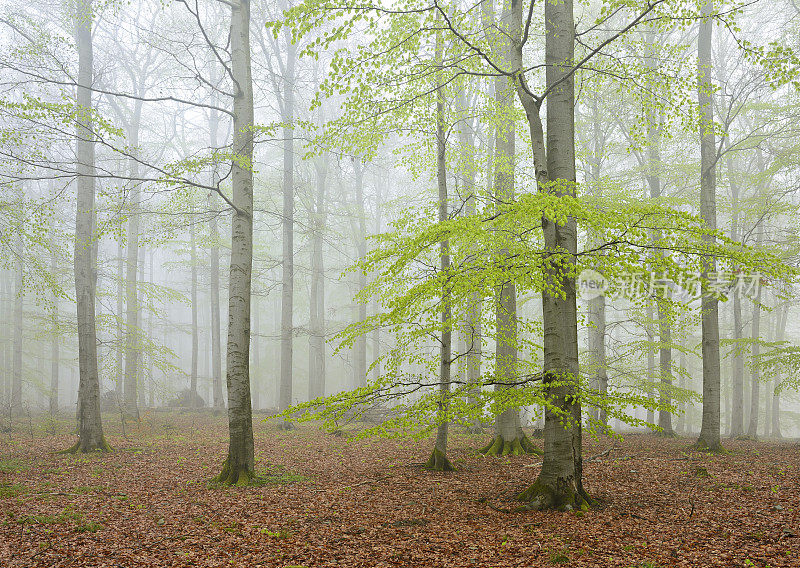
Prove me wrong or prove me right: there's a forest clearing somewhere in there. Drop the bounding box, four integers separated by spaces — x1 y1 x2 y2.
1 415 799 568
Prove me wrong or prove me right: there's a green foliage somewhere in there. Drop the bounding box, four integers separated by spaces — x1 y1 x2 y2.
277 181 795 437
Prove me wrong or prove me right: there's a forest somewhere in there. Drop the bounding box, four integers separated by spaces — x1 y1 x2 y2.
1 0 800 566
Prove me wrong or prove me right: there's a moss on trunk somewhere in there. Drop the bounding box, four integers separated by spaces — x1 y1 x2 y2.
517 476 591 512
214 457 255 486
479 434 542 457
691 438 727 453
424 447 454 472
59 436 112 454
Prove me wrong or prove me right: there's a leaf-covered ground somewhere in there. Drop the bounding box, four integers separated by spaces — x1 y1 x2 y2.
1 412 798 567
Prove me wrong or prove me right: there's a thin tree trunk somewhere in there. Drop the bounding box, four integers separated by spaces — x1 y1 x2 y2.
216 0 255 484
147 249 155 407
455 92 482 434
746 259 762 438
371 176 383 385
353 159 368 388
116 236 124 398
70 0 108 452
587 93 607 430
279 23 297 418
771 307 788 438
252 299 260 410
309 153 328 400
190 207 199 405
137 244 146 409
50 246 59 414
479 0 534 457
426 32 453 472
696 0 722 452
728 154 744 436
646 304 655 425
11 216 23 414
123 104 143 419
209 200 224 410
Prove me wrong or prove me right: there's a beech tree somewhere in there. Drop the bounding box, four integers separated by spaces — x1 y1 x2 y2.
215 0 256 485
70 0 109 453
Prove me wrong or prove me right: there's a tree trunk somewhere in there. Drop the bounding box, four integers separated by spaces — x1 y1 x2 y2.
515 0 587 510
728 156 744 437
371 175 383 385
480 0 534 457
309 153 328 400
353 158 368 388
586 93 607 430
455 93 482 435
252 299 260 410
695 0 722 453
190 205 199 405
11 217 23 414
426 36 454 472
69 0 109 453
644 309 655 427
279 23 297 419
115 236 124 399
137 245 146 409
208 101 224 411
123 104 143 419
147 249 155 407
746 263 762 438
215 0 255 485
50 246 60 414
771 307 787 438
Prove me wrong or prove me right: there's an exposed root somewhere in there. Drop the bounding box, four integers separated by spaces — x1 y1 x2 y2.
424 447 455 472
57 436 112 454
690 438 727 454
479 435 542 457
214 458 255 486
517 477 592 512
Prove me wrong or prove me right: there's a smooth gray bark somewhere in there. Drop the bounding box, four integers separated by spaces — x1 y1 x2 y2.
217 0 255 484
190 206 199 404
309 153 328 400
279 23 297 414
514 0 587 508
208 102 224 411
11 218 23 413
696 1 722 452
50 246 59 414
353 158 368 388
746 239 762 438
586 93 607 429
427 35 453 471
728 153 744 437
72 0 108 452
123 104 143 418
771 307 788 438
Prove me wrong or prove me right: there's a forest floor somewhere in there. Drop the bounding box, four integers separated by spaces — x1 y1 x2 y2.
0 411 798 568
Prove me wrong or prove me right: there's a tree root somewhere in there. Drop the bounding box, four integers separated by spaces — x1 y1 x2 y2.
517 477 592 512
424 447 455 472
479 434 542 457
214 458 255 486
57 436 112 454
690 438 727 454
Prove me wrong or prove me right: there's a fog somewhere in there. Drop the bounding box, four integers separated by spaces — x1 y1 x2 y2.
1 0 799 446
